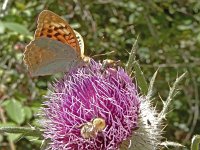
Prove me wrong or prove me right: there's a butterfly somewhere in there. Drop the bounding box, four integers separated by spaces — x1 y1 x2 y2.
23 10 85 77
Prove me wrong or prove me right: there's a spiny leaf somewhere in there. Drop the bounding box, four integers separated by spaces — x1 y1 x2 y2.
133 61 148 95
147 68 159 99
158 72 187 122
160 141 185 148
125 35 139 75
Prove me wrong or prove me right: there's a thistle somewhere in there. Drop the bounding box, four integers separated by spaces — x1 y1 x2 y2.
40 60 141 149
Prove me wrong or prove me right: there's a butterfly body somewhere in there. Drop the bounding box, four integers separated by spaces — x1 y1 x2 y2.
23 10 85 76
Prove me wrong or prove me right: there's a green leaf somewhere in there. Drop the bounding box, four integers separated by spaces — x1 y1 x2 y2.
0 135 3 143
177 24 192 30
3 99 25 125
71 23 81 29
0 21 5 34
133 61 148 95
0 122 16 127
7 133 21 142
15 92 28 102
15 2 26 10
109 17 118 23
26 136 40 141
191 135 200 150
3 22 31 35
24 106 33 120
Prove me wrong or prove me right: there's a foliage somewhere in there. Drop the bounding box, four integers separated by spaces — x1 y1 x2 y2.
0 0 200 149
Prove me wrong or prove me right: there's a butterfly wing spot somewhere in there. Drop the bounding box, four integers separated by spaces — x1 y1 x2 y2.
47 34 52 38
54 32 60 36
47 29 53 33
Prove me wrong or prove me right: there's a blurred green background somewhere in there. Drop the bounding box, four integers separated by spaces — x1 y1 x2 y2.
0 0 199 149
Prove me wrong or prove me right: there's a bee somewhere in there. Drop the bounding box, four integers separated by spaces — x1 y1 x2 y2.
102 59 120 69
79 117 106 139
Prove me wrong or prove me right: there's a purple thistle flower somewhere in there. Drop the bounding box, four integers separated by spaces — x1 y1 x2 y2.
41 60 140 150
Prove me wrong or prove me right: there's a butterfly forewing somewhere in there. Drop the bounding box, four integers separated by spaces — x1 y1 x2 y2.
35 10 80 55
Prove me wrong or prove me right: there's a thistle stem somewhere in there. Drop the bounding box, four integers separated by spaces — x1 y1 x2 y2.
0 126 43 138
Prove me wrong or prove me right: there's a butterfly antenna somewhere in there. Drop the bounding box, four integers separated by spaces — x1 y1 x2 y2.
92 50 116 58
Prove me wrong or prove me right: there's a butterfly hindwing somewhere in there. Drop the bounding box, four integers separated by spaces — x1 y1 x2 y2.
24 37 80 77
74 30 84 57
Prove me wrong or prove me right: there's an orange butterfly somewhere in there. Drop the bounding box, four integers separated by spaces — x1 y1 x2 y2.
23 10 85 77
